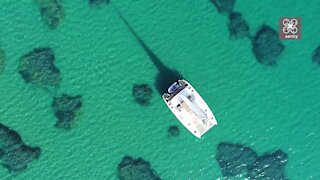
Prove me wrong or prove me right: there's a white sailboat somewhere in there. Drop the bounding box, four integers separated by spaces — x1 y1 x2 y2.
162 80 217 138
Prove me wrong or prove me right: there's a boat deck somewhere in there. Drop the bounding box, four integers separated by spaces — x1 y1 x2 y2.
164 80 217 138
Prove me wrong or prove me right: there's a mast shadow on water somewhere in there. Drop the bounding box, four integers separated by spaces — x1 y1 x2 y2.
113 6 183 95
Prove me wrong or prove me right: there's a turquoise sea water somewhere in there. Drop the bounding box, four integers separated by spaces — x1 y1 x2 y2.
0 0 320 179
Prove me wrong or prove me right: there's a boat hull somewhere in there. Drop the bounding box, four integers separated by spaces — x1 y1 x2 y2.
162 80 217 138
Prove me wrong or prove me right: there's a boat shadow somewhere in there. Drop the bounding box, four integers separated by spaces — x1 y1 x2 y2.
114 6 183 95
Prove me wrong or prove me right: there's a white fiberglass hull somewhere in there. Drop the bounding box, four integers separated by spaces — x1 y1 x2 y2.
162 80 217 138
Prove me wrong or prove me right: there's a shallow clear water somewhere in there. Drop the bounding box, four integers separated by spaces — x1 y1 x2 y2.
0 0 319 179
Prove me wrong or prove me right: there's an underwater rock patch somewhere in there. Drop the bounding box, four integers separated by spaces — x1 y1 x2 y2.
1 145 41 173
0 123 41 173
168 126 179 137
216 142 257 177
0 49 5 74
89 0 110 6
210 0 235 14
228 12 250 39
0 123 23 150
252 25 285 66
52 94 82 130
34 0 64 29
132 84 153 106
249 149 288 180
311 46 320 64
18 47 61 89
118 156 161 180
216 142 289 179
